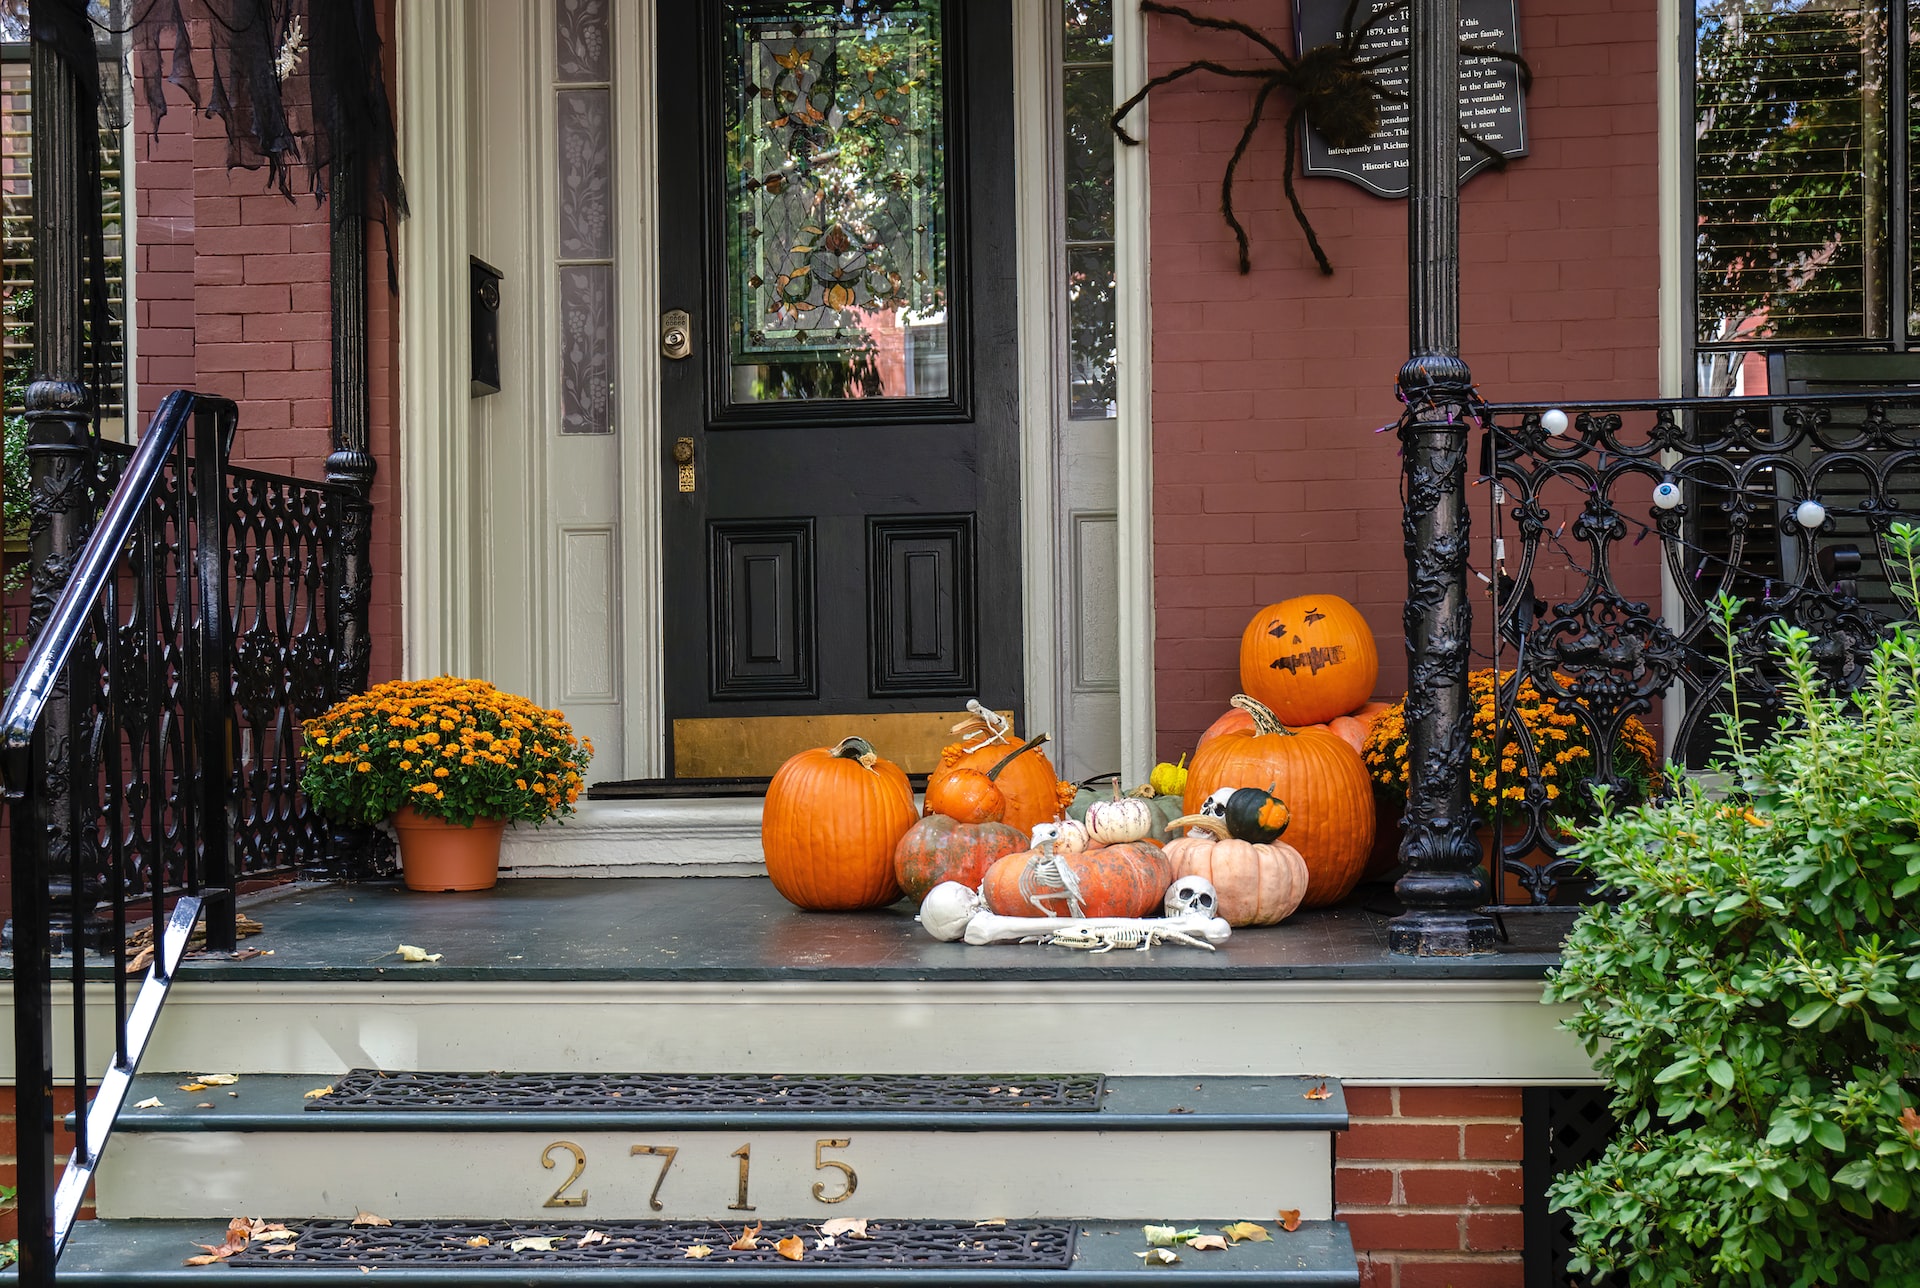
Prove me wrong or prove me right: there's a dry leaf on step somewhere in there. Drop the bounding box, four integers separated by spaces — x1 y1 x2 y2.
775 1236 805 1261
578 1230 608 1247
729 1223 762 1251
1143 1225 1198 1247
508 1236 560 1252
1278 1208 1303 1232
1188 1235 1229 1251
1222 1221 1271 1243
253 1229 298 1244
135 1097 163 1109
819 1218 869 1239
684 1244 713 1259
179 1083 209 1093
396 944 442 962
973 1218 1007 1227
1135 1248 1180 1264
352 1211 392 1228
197 1074 240 1086
1303 1081 1332 1100
465 1236 491 1248
303 1085 333 1100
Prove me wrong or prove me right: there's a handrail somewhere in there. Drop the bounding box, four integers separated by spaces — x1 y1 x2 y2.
1479 390 1920 415
0 390 197 763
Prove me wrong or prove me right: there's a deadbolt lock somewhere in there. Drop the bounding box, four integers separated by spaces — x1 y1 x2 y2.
661 309 692 360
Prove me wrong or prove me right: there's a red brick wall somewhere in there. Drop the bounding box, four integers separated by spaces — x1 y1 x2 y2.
1146 0 1662 756
1339 1085 1526 1287
131 5 403 685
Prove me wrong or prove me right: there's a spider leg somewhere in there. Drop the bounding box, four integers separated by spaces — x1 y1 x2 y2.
1110 59 1273 145
1219 78 1285 273
1279 103 1334 276
1142 0 1295 68
1459 44 1534 91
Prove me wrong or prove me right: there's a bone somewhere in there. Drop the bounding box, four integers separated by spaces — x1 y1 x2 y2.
960 909 1232 947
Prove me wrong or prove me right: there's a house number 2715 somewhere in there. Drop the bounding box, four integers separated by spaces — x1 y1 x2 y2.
539 1139 858 1210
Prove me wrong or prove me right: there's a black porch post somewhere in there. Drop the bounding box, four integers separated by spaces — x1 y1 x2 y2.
1390 0 1495 954
323 151 377 876
17 4 96 1277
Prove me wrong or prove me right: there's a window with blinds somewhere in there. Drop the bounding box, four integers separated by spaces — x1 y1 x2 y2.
1695 0 1894 347
1 43 130 442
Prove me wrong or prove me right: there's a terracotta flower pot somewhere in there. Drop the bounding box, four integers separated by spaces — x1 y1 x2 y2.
392 805 506 891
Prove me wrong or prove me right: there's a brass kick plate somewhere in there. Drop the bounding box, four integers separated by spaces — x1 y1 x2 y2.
672 710 1015 778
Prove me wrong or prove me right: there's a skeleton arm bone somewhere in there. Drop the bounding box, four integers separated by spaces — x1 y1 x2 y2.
962 910 1231 947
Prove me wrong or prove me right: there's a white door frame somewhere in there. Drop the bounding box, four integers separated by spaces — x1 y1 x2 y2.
398 0 1154 782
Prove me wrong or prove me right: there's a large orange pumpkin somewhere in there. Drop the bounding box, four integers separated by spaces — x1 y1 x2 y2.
1238 595 1379 727
980 840 1173 919
1164 816 1310 926
762 736 917 910
938 732 1067 833
894 814 1029 903
1182 695 1374 908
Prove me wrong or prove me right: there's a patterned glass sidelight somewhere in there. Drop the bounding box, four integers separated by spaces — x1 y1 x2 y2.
724 0 950 403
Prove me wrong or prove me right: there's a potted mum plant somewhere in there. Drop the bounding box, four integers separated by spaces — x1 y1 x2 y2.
1361 669 1661 888
301 677 593 891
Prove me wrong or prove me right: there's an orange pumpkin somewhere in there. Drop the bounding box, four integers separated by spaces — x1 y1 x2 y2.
1238 595 1380 727
762 736 917 910
1182 695 1375 908
981 840 1173 919
938 732 1067 834
894 814 1029 903
1164 815 1310 926
1196 705 1255 752
924 768 1004 824
1324 715 1369 753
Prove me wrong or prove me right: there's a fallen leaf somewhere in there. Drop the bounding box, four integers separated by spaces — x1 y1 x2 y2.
179 1083 209 1093
775 1236 805 1261
819 1218 869 1239
1222 1221 1271 1243
304 1086 333 1100
1135 1248 1180 1264
1143 1225 1199 1247
466 1236 491 1248
182 1253 225 1266
1303 1081 1332 1100
1188 1235 1230 1251
973 1218 1007 1227
729 1223 763 1251
352 1212 392 1228
196 1102 214 1109
254 1229 298 1244
1278 1209 1302 1233
814 1236 836 1250
508 1236 560 1252
578 1230 608 1247
395 944 442 963
135 1097 163 1109
197 1074 240 1086
684 1244 713 1259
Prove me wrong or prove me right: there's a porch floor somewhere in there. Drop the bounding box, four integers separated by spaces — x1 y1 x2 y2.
160 876 1576 982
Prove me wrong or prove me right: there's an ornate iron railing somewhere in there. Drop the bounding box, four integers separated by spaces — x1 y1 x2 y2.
1 391 357 1280
1473 391 1920 906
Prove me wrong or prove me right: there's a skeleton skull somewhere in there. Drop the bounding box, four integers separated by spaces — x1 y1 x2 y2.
1164 875 1219 919
1201 787 1236 820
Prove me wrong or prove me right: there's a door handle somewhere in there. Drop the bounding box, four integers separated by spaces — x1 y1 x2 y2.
661 309 692 360
673 437 696 493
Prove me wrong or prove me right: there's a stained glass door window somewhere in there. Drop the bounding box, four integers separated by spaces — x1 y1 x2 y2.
723 0 951 404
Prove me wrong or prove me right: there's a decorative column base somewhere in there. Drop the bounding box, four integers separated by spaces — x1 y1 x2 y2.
1388 909 1498 956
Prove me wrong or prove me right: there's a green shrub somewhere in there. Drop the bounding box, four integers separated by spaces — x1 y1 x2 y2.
1544 526 1920 1287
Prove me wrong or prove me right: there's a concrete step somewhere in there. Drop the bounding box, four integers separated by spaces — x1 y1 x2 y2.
94 1073 1346 1223
55 1216 1361 1284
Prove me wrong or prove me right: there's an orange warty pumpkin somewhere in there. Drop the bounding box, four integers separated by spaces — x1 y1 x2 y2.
1182 696 1375 908
1238 595 1380 727
894 814 1029 903
980 840 1173 919
762 736 917 910
938 731 1067 833
1164 815 1310 926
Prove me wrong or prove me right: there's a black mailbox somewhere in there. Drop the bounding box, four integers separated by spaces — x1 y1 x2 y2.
471 256 503 397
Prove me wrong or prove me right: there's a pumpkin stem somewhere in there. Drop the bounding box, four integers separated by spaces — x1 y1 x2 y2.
1230 693 1294 737
1169 813 1228 840
984 732 1050 782
830 735 881 770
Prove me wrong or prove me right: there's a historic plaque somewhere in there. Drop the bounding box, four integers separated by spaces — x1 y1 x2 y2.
1293 0 1527 198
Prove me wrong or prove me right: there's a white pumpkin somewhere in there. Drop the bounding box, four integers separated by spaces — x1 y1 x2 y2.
1028 818 1090 855
1084 794 1155 845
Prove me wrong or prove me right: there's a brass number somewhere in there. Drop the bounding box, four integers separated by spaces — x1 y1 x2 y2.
540 1141 588 1208
811 1137 857 1204
727 1143 756 1211
629 1145 679 1212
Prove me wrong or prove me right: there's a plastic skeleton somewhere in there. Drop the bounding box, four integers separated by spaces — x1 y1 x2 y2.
1110 0 1533 276
915 878 1229 952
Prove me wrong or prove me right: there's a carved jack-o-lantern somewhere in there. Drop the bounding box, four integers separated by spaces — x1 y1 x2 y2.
1238 594 1379 727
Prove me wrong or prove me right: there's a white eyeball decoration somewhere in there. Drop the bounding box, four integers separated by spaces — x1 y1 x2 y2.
1540 408 1569 436
1652 479 1683 511
1795 498 1827 529
917 881 982 942
1164 875 1219 920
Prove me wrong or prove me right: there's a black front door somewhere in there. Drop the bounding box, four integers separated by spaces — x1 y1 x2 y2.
657 0 1021 778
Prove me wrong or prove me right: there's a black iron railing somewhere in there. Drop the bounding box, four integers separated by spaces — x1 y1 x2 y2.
1474 391 1920 905
1 390 355 1281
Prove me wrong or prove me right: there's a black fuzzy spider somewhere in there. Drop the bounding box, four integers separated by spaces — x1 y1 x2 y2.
1110 0 1532 276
